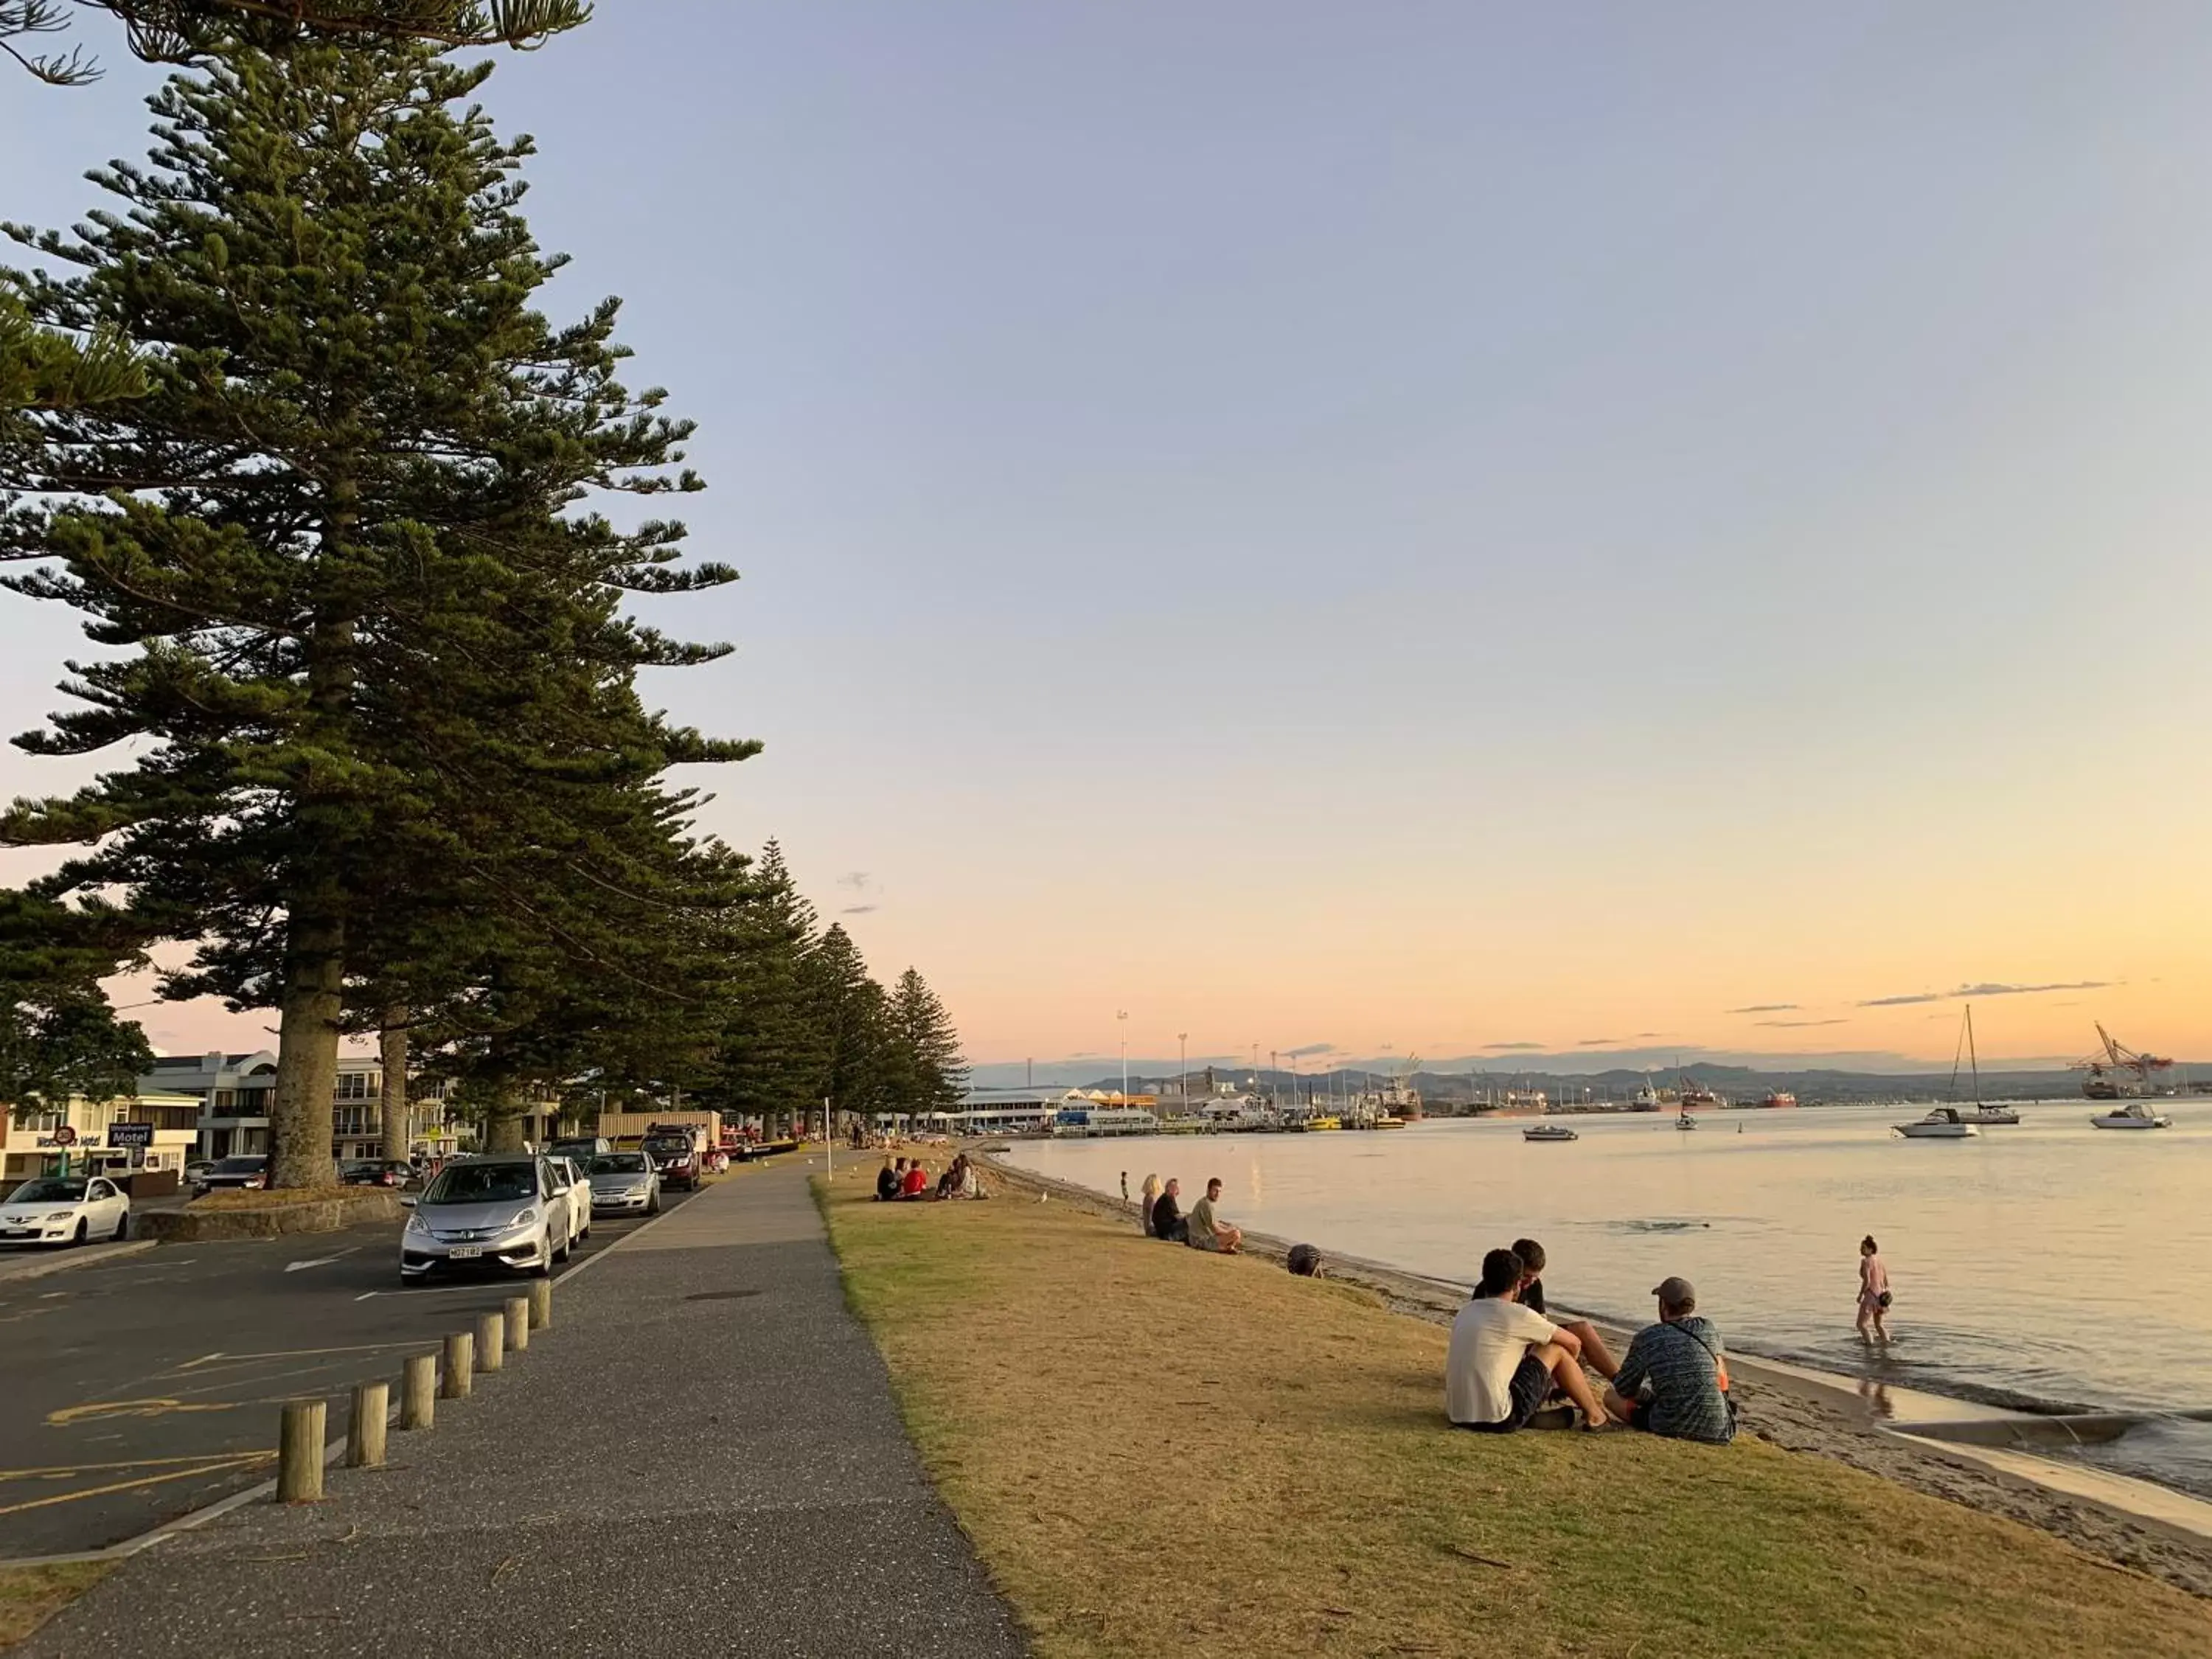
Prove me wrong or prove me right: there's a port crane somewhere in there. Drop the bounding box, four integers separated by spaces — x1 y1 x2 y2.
2073 1023 2173 1100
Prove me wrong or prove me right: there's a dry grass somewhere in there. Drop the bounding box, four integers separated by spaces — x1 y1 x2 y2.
819 1174 2212 1659
189 1186 379 1211
0 1564 111 1649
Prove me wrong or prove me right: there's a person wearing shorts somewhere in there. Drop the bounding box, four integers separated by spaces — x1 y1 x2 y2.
1446 1247 1607 1433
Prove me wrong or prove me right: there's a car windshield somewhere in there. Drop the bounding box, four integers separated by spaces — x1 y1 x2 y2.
212 1157 265 1174
592 1155 649 1175
644 1141 689 1158
7 1179 86 1204
422 1163 536 1204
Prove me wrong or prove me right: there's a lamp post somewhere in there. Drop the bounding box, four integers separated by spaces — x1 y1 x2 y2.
1178 1032 1189 1102
1117 1011 1129 1109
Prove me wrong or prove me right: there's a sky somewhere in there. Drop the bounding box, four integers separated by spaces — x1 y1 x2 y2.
5 1 2211 1072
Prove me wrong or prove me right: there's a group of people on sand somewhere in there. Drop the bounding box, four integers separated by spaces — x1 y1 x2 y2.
874 1152 987 1203
1132 1172 1242 1253
1446 1237 1736 1444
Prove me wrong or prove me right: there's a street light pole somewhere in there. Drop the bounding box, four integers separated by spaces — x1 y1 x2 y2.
1178 1032 1189 1102
1117 1011 1129 1108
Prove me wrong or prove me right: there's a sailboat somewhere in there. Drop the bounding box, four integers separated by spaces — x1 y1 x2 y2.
1949 1004 2018 1125
1674 1105 1698 1131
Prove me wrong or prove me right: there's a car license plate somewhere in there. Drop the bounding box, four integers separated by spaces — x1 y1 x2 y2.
448 1245 484 1259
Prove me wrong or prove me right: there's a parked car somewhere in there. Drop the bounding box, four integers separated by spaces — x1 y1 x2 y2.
641 1133 700 1192
541 1155 592 1246
548 1137 611 1166
0 1175 131 1246
398 1155 571 1284
586 1152 661 1215
194 1155 268 1196
184 1159 216 1186
341 1160 416 1189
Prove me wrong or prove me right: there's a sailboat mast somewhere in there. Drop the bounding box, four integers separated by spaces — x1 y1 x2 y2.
1966 1003 1980 1105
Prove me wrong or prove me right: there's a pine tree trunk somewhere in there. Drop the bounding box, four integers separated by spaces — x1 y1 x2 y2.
268 909 344 1189
380 1006 410 1164
484 1084 527 1153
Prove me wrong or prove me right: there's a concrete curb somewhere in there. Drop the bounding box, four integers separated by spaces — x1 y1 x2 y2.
140 1192 402 1242
0 1240 158 1283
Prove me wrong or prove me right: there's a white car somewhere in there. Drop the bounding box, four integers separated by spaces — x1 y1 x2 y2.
542 1155 592 1248
0 1175 131 1247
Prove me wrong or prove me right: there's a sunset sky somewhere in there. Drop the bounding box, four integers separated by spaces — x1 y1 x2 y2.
6 2 2210 1072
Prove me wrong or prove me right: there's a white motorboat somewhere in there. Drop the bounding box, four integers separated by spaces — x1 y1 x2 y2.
1522 1124 1579 1142
2090 1102 2172 1130
1674 1110 1697 1132
1958 1104 2020 1125
1893 1107 1980 1139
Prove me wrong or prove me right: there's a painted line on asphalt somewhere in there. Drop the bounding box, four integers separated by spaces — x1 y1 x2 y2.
0 1454 275 1520
0 1240 159 1284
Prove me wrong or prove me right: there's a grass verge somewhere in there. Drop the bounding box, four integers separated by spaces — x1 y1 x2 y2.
0 1564 111 1650
818 1173 2212 1659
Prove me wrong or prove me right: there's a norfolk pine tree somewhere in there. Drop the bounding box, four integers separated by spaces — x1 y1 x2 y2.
888 966 967 1113
1 44 749 1185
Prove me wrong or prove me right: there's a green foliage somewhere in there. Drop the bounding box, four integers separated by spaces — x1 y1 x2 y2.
0 888 153 1110
887 966 967 1111
1 42 748 1183
803 924 891 1118
697 839 827 1126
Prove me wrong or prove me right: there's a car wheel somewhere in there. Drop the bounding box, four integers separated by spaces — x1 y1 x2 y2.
113 1211 128 1242
72 1218 88 1247
532 1231 553 1278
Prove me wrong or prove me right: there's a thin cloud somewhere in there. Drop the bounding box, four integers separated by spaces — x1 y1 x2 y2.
838 871 874 891
1727 1004 1798 1014
839 904 879 915
1576 1038 1620 1048
1757 1018 1848 1028
1859 980 2110 1007
1284 1043 1338 1058
1483 1042 1545 1051
1633 1032 1666 1040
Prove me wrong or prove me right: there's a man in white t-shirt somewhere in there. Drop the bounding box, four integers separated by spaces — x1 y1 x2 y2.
1446 1247 1607 1433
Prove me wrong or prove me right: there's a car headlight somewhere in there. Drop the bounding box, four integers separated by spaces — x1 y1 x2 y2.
405 1211 428 1235
44 1211 77 1222
507 1208 538 1228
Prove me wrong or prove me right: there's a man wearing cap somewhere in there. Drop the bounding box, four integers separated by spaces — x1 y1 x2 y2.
1604 1277 1735 1444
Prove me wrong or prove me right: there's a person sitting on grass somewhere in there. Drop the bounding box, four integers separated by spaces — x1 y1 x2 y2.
900 1159 931 1200
875 1158 901 1203
1138 1172 1162 1235
1510 1237 1619 1380
1183 1177 1243 1253
936 1155 964 1200
1603 1276 1735 1444
1150 1178 1188 1243
1446 1247 1608 1433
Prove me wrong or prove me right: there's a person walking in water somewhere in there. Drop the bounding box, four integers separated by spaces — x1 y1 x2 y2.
1857 1235 1892 1341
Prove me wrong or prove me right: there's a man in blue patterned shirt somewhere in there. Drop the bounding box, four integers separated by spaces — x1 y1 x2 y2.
1603 1277 1735 1444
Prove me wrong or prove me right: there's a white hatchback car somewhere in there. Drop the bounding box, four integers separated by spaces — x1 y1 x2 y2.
541 1155 592 1248
0 1175 131 1247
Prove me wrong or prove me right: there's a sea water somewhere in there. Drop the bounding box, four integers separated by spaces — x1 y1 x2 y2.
1004 1102 2212 1498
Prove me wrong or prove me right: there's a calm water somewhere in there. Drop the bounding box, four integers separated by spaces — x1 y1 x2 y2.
1005 1103 2212 1497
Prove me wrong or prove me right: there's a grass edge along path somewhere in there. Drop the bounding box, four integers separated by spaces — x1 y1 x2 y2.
816 1172 2212 1659
0 1565 111 1650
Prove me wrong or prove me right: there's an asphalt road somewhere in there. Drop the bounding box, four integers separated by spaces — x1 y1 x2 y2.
0 1184 702 1559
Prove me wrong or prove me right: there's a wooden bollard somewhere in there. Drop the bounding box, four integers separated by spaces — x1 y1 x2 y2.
442 1330 473 1399
527 1279 552 1331
347 1381 389 1468
476 1310 504 1372
277 1399 326 1503
504 1295 530 1353
401 1353 436 1430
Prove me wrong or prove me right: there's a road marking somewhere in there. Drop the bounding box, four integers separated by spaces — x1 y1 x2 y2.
0 1453 274 1518
159 1340 426 1376
47 1399 247 1427
0 1453 278 1480
283 1248 357 1273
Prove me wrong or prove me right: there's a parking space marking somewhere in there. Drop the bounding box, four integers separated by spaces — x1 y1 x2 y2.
0 1453 273 1519
47 1399 248 1428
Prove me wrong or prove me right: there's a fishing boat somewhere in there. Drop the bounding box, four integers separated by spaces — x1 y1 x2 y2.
2090 1101 2172 1130
1947 1004 2019 1125
1893 1107 1979 1139
1522 1124 1579 1142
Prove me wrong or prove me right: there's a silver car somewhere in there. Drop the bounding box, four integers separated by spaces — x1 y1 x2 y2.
399 1155 571 1284
586 1151 660 1216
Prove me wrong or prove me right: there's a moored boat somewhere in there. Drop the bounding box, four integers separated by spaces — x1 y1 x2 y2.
2090 1102 2172 1130
1893 1107 1980 1139
1522 1124 1579 1142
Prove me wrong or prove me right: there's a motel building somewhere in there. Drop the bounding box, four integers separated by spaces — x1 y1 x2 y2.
1 1091 204 1192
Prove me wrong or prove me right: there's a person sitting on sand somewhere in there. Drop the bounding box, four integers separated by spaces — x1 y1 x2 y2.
1138 1173 1162 1236
1183 1177 1243 1253
900 1160 931 1200
876 1158 901 1203
1604 1276 1735 1444
1510 1237 1619 1380
1150 1178 1188 1243
1447 1247 1607 1433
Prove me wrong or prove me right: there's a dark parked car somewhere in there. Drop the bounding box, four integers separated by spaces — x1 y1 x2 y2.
640 1135 699 1191
194 1155 268 1196
341 1160 416 1189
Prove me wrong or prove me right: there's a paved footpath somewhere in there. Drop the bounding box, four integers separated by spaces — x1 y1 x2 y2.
27 1164 1026 1658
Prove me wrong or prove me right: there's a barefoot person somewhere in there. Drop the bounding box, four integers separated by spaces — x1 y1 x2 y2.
1604 1276 1735 1444
1184 1177 1243 1253
1511 1237 1620 1380
1857 1236 1892 1341
1447 1247 1607 1433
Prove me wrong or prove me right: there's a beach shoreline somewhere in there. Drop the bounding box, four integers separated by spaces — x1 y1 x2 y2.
976 1147 2212 1601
